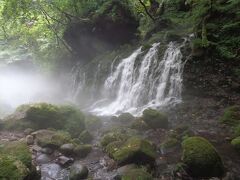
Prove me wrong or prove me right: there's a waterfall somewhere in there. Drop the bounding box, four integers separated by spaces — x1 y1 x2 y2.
92 40 186 116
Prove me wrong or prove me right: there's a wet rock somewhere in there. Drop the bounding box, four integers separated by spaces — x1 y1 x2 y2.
57 156 74 167
182 136 225 178
130 118 149 131
41 163 69 180
160 137 179 154
118 113 135 123
79 130 93 144
36 154 51 165
26 135 34 145
112 137 157 165
40 147 54 155
121 168 153 180
69 162 88 180
74 144 92 158
142 109 168 129
60 143 75 156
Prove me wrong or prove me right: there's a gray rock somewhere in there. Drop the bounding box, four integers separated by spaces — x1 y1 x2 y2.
69 162 88 180
24 128 34 135
117 164 137 176
57 156 74 167
60 143 74 156
36 154 51 165
41 147 54 155
26 135 34 145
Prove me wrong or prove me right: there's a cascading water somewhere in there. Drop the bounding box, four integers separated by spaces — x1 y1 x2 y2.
92 40 186 116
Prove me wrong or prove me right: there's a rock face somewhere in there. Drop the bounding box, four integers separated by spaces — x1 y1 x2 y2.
142 109 168 129
111 137 157 165
181 136 225 178
69 162 88 180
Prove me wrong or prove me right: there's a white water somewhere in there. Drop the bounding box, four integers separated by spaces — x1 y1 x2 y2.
91 41 185 116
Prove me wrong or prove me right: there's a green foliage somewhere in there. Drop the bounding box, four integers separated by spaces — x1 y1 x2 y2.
121 168 153 180
231 136 240 153
182 136 224 178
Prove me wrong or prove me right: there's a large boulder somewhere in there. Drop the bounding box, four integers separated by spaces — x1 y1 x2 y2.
181 137 225 178
112 137 157 165
4 103 85 137
142 109 168 129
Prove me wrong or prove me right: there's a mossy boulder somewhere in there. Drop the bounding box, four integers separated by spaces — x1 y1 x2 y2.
142 109 168 129
160 137 179 154
231 137 240 153
220 106 240 126
121 168 153 180
182 137 225 178
118 113 135 123
79 130 93 144
33 129 72 148
112 137 157 165
234 125 240 137
101 131 129 147
130 118 149 131
73 144 92 158
85 114 102 131
3 103 86 137
0 141 37 179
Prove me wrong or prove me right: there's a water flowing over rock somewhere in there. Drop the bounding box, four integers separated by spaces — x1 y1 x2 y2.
91 40 186 116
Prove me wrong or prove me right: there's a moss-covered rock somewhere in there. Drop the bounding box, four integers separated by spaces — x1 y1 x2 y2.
0 141 37 179
231 137 240 153
118 113 135 123
85 114 102 131
101 131 129 147
4 103 86 137
34 129 72 148
182 137 225 178
79 130 93 144
121 168 153 180
73 144 92 158
142 109 168 129
234 125 240 137
130 118 149 131
160 137 179 154
112 137 157 165
220 106 240 126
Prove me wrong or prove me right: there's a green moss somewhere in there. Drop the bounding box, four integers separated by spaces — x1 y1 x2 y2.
74 144 92 158
182 136 224 178
142 109 168 129
220 106 240 126
118 113 135 123
231 137 240 153
121 168 153 180
85 115 102 131
161 137 179 149
105 141 123 157
112 137 157 165
101 131 129 147
234 125 240 137
79 130 93 144
130 118 149 131
59 105 85 137
0 156 29 180
35 130 72 148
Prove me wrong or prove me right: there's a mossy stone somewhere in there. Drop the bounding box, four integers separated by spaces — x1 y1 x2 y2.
79 130 93 144
112 137 157 165
130 118 149 131
142 109 168 129
118 113 135 123
85 115 102 131
182 137 225 178
231 137 240 153
220 106 240 126
101 131 129 147
121 168 153 180
74 144 92 158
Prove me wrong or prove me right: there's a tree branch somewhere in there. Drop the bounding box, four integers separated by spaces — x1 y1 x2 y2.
138 0 155 21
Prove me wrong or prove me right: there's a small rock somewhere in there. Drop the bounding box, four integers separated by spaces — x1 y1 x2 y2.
57 156 74 167
26 135 34 145
60 143 75 156
69 162 88 180
36 154 51 165
40 147 54 155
